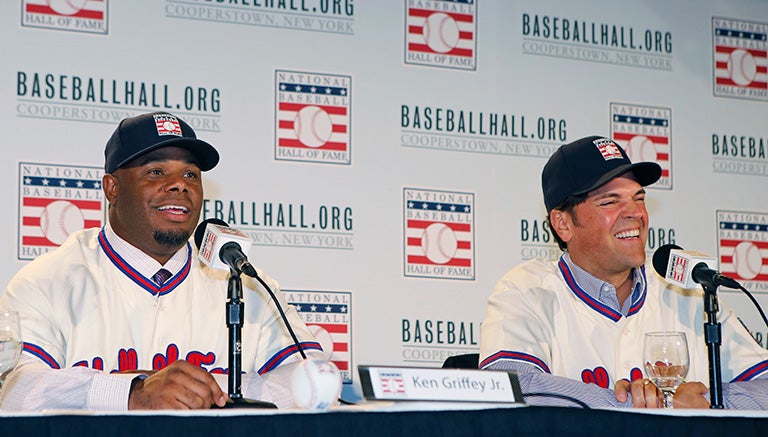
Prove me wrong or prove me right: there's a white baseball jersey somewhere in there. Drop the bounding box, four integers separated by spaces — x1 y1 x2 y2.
1 227 321 382
480 256 768 389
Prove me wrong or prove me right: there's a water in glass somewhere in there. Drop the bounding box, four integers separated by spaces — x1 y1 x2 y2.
644 331 689 408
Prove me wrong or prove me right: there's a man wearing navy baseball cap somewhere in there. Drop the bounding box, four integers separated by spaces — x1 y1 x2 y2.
479 135 768 410
104 112 219 174
0 112 323 411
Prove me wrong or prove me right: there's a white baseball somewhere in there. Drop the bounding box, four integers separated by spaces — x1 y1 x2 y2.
40 200 85 245
421 222 458 264
423 12 460 53
626 135 658 162
290 358 342 411
733 241 762 280
47 0 89 16
294 106 333 148
308 325 335 360
728 49 757 86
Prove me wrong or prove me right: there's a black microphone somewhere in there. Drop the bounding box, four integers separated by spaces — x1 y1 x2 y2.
194 219 348 408
652 243 741 289
194 218 258 277
194 218 308 359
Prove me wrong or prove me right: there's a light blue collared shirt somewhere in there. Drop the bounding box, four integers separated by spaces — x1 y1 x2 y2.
561 252 645 316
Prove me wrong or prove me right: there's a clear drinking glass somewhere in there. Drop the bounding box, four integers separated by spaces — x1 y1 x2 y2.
0 310 22 388
643 331 689 408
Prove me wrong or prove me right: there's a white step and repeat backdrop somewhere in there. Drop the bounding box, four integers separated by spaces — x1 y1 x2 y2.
2 0 768 400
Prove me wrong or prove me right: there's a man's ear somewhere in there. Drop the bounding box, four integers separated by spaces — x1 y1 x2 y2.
549 209 573 244
102 173 118 204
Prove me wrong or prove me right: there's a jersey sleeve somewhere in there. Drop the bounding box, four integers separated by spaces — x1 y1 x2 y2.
0 267 67 369
479 262 556 373
718 303 768 382
241 270 323 375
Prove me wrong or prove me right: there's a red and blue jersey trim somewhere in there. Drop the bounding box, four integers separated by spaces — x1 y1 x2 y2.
732 359 768 382
626 265 647 316
479 350 551 374
23 342 60 369
558 257 647 322
257 341 323 375
98 228 191 296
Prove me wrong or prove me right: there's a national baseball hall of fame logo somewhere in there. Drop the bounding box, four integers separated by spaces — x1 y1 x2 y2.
379 371 407 397
717 210 768 292
22 0 108 34
18 162 105 260
610 103 672 189
404 188 475 280
283 290 352 384
405 0 477 71
712 17 768 101
275 70 351 165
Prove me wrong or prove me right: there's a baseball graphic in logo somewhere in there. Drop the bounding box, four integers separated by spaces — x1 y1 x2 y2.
421 222 458 264
294 106 333 148
285 290 352 383
19 162 105 260
423 12 459 54
672 256 687 282
717 210 768 288
727 49 757 87
733 241 763 280
404 188 475 280
405 0 477 70
309 324 334 360
712 17 768 101
162 120 177 133
48 0 90 15
611 103 672 189
40 200 85 245
275 70 351 164
23 0 108 34
626 135 659 162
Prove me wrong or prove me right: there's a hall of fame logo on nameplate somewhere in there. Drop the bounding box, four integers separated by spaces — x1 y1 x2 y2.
712 17 768 101
404 188 475 280
18 162 105 260
404 0 477 70
22 0 108 34
717 210 768 292
283 289 353 384
275 70 351 165
610 102 672 189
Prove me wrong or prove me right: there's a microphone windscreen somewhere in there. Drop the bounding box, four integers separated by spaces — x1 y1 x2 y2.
194 218 228 249
652 243 682 277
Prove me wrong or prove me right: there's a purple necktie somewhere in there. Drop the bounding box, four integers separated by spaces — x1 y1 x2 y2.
152 268 172 286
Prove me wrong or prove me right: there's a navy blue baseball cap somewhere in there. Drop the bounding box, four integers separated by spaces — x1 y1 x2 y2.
542 136 662 212
104 112 219 173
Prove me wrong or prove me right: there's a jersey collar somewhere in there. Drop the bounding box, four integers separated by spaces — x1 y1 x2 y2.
558 254 647 322
98 227 191 296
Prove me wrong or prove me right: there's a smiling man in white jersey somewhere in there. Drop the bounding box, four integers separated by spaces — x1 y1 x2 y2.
0 112 323 410
480 135 768 409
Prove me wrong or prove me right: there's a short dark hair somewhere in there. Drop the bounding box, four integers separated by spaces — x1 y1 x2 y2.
548 193 588 251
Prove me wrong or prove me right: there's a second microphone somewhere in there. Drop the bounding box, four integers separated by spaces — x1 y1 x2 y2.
195 218 259 278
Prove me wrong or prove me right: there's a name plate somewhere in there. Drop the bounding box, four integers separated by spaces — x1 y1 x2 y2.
358 366 524 404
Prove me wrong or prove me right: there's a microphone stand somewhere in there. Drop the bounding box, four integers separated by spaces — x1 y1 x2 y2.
701 282 724 409
220 267 277 409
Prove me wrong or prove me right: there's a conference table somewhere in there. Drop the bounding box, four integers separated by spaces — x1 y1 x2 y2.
3 401 768 436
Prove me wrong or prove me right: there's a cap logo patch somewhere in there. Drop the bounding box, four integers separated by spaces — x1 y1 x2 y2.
153 114 183 137
593 138 623 161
